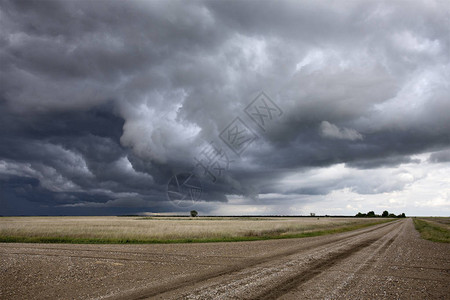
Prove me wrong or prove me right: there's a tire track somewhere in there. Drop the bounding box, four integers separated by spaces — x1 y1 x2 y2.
1 251 231 266
255 238 379 300
189 224 401 300
118 220 402 300
0 245 248 260
319 220 405 299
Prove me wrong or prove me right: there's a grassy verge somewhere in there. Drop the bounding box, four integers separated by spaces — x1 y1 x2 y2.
413 218 450 243
0 219 393 244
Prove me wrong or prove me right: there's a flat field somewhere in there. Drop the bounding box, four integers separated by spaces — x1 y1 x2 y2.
413 217 450 243
0 216 391 243
1 219 449 299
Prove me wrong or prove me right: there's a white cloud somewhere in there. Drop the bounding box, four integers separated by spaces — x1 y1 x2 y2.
263 152 450 216
319 121 363 141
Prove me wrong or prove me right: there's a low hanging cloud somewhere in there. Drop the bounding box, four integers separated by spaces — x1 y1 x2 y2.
0 0 449 216
429 149 450 163
319 121 363 141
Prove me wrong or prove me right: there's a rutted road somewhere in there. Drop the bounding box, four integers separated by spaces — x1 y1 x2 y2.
1 219 449 299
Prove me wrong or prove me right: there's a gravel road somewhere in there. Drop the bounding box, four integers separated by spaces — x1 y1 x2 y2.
1 219 448 299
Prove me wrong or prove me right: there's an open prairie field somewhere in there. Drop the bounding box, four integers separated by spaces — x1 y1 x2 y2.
420 217 450 228
413 217 450 243
1 219 449 299
0 216 390 243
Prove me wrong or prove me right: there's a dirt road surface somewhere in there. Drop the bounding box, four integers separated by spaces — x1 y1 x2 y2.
1 219 449 299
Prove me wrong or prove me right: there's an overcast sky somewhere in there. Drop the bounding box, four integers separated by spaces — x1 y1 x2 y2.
1 0 449 216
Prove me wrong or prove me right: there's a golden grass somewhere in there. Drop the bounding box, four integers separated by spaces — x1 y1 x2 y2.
0 216 388 243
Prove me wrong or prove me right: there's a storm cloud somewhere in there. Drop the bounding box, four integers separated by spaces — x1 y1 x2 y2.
1 0 449 216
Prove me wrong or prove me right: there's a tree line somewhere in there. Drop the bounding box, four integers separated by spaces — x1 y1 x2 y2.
355 210 406 218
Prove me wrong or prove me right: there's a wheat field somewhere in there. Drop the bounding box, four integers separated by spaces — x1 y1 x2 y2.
0 216 389 243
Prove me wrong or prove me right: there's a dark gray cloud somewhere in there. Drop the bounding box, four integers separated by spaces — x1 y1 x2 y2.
429 149 450 163
1 0 449 216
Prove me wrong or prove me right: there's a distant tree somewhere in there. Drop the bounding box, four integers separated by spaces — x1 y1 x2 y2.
382 210 389 217
355 212 367 217
190 210 198 217
398 213 406 218
388 213 396 218
367 211 376 217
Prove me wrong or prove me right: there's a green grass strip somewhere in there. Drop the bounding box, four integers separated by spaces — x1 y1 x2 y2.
0 219 394 244
413 218 450 243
